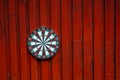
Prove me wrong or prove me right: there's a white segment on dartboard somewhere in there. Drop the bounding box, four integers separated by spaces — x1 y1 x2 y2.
32 45 41 53
44 46 50 56
38 46 43 56
29 41 41 46
46 45 55 52
38 31 43 41
31 34 41 42
44 31 49 41
46 41 57 45
45 34 55 42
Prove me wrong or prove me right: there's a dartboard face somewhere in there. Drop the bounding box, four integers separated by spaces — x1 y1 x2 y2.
27 27 60 60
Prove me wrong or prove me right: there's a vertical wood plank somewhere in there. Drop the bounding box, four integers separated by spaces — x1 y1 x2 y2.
105 0 115 80
26 0 31 80
0 0 7 80
40 0 51 80
15 0 21 79
18 0 30 80
29 0 38 80
83 0 94 79
8 0 20 79
94 0 105 80
73 0 83 80
51 0 61 80
40 0 50 27
4 0 11 79
116 0 120 79
61 0 73 80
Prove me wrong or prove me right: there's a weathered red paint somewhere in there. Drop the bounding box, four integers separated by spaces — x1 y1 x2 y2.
0 0 119 80
94 0 104 80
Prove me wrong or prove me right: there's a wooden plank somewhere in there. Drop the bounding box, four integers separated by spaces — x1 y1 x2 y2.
29 0 38 80
51 0 61 80
0 0 7 80
4 0 11 79
15 0 21 79
40 0 51 80
105 0 115 80
94 0 105 80
40 0 50 27
61 0 73 80
72 0 83 80
116 0 120 79
8 0 20 79
83 0 93 79
25 0 31 80
18 0 30 80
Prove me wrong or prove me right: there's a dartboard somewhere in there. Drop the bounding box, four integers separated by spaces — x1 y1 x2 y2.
27 27 60 59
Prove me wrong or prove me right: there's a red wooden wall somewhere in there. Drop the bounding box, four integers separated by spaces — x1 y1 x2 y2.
0 0 120 80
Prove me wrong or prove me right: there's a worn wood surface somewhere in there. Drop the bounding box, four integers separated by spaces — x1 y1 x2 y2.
0 0 119 80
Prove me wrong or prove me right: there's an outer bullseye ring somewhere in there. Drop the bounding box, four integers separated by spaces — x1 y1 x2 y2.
27 26 60 60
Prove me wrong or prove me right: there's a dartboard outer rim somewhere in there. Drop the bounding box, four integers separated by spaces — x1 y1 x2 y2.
27 27 60 60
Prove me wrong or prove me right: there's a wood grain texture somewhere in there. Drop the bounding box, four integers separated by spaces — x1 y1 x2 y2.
8 0 20 79
94 0 105 80
73 0 83 80
18 0 30 80
61 0 73 80
105 0 115 80
116 0 120 80
4 0 11 79
83 0 94 79
0 0 7 80
0 0 119 80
